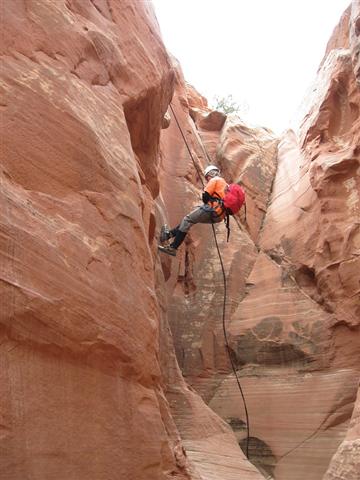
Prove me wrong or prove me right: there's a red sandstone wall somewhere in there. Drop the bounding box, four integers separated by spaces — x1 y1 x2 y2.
1 1 358 480
0 1 265 479
159 3 360 480
0 1 179 479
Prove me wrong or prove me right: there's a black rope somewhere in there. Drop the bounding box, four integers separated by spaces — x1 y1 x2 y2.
169 103 205 187
169 102 251 459
189 118 213 165
211 223 250 459
193 111 332 464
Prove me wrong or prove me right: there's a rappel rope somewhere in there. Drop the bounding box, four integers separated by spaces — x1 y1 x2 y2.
170 106 326 464
194 125 324 463
169 103 251 460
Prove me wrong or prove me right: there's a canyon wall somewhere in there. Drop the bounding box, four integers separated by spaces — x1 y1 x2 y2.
1 1 358 480
0 1 262 479
159 3 360 480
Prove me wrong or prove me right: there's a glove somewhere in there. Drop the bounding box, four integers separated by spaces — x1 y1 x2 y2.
202 191 211 204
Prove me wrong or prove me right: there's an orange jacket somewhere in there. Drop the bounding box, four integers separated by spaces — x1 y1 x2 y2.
204 176 228 218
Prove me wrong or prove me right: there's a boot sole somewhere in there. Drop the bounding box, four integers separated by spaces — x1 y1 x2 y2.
158 245 176 257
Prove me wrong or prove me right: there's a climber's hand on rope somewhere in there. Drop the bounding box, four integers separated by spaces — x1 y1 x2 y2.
202 191 211 204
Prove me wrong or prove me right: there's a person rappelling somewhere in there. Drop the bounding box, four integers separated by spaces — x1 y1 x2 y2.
158 165 245 256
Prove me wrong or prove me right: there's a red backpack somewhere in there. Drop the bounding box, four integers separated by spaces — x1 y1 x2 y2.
221 184 246 241
209 183 246 241
223 183 245 215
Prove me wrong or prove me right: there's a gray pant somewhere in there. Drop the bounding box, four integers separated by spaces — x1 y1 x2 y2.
179 205 223 233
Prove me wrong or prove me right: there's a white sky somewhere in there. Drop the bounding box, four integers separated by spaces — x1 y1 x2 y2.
152 0 351 133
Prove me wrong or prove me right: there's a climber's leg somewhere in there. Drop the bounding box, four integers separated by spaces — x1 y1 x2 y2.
160 224 180 243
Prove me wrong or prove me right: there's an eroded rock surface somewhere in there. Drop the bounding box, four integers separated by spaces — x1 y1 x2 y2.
0 1 180 479
1 1 359 479
0 1 263 479
159 3 360 480
323 384 360 480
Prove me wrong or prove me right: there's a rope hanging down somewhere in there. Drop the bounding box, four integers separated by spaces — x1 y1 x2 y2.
197 125 327 462
169 103 251 459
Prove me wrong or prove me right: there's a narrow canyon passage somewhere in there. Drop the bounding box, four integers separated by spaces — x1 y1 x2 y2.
1 1 359 480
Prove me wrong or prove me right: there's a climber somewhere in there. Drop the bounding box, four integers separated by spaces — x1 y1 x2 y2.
158 165 228 256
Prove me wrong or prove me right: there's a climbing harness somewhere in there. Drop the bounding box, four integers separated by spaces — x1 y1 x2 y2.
169 103 251 459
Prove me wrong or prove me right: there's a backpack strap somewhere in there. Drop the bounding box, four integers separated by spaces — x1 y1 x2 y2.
210 193 230 239
209 192 223 204
225 211 231 242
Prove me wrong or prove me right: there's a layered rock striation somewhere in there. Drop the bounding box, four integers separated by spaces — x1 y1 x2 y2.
0 1 264 479
158 2 360 480
1 1 359 480
1 1 181 479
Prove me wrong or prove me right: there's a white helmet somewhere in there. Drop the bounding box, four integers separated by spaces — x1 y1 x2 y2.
204 165 220 178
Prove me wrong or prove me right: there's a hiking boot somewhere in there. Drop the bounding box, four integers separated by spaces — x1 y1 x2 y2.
160 224 171 243
158 245 177 257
